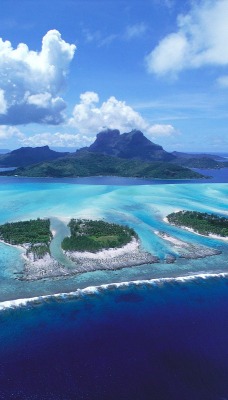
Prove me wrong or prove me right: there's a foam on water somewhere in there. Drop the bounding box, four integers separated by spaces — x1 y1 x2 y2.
1 271 227 312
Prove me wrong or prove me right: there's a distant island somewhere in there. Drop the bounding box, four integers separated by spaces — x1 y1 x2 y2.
3 151 204 179
166 210 228 238
0 145 69 167
0 129 214 180
0 130 227 180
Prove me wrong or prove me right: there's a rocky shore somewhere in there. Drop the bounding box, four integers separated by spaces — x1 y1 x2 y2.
64 238 159 273
22 252 69 281
11 232 222 281
155 231 222 260
19 238 159 280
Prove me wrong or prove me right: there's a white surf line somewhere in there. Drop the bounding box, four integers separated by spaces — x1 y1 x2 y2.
1 271 228 312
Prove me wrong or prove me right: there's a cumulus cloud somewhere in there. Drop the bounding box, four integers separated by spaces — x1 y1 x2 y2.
147 124 176 136
146 0 228 76
0 30 76 124
69 91 176 140
0 125 24 141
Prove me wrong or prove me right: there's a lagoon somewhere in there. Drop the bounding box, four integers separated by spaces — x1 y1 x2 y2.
0 171 227 302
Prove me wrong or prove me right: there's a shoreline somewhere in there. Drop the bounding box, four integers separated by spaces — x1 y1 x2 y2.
63 237 159 274
0 171 213 182
2 236 159 281
1 228 223 281
163 217 228 242
154 230 222 259
0 238 25 252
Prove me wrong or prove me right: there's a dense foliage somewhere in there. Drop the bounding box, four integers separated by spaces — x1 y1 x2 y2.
174 157 228 169
2 151 205 180
61 219 137 252
0 218 52 257
167 211 228 237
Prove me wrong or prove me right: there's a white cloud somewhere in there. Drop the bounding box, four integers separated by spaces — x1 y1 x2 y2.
217 75 228 88
147 124 176 136
84 22 147 48
0 125 24 140
0 30 76 124
0 89 7 114
26 92 53 108
146 0 228 76
20 132 90 148
124 23 147 40
69 91 177 140
147 33 189 76
79 91 99 105
99 34 119 47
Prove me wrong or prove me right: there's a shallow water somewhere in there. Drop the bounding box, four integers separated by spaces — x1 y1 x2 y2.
0 175 227 302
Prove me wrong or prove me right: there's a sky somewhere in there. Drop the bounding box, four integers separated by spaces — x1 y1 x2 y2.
0 0 228 152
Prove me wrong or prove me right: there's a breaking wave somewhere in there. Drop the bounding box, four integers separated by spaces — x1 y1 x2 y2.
1 271 228 312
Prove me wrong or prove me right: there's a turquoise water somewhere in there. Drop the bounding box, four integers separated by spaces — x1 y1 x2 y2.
0 176 227 302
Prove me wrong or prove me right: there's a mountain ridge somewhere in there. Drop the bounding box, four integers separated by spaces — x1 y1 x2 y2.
0 145 69 167
81 129 175 162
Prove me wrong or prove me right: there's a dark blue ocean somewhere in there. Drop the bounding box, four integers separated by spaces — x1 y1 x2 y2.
0 276 228 400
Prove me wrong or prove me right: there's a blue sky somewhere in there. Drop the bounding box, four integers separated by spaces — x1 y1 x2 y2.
0 0 228 152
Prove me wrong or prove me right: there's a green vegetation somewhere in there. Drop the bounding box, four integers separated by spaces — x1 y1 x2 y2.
167 211 228 237
1 151 205 179
174 157 228 169
61 219 137 252
0 218 52 258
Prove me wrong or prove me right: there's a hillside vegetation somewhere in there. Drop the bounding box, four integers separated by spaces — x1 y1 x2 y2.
2 151 205 179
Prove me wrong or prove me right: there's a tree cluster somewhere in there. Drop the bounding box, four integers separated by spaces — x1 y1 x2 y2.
61 219 136 252
0 218 52 258
167 211 228 237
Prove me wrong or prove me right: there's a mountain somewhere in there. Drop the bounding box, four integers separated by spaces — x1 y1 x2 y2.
0 149 10 154
82 129 175 162
1 151 204 179
1 131 226 171
0 146 69 167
